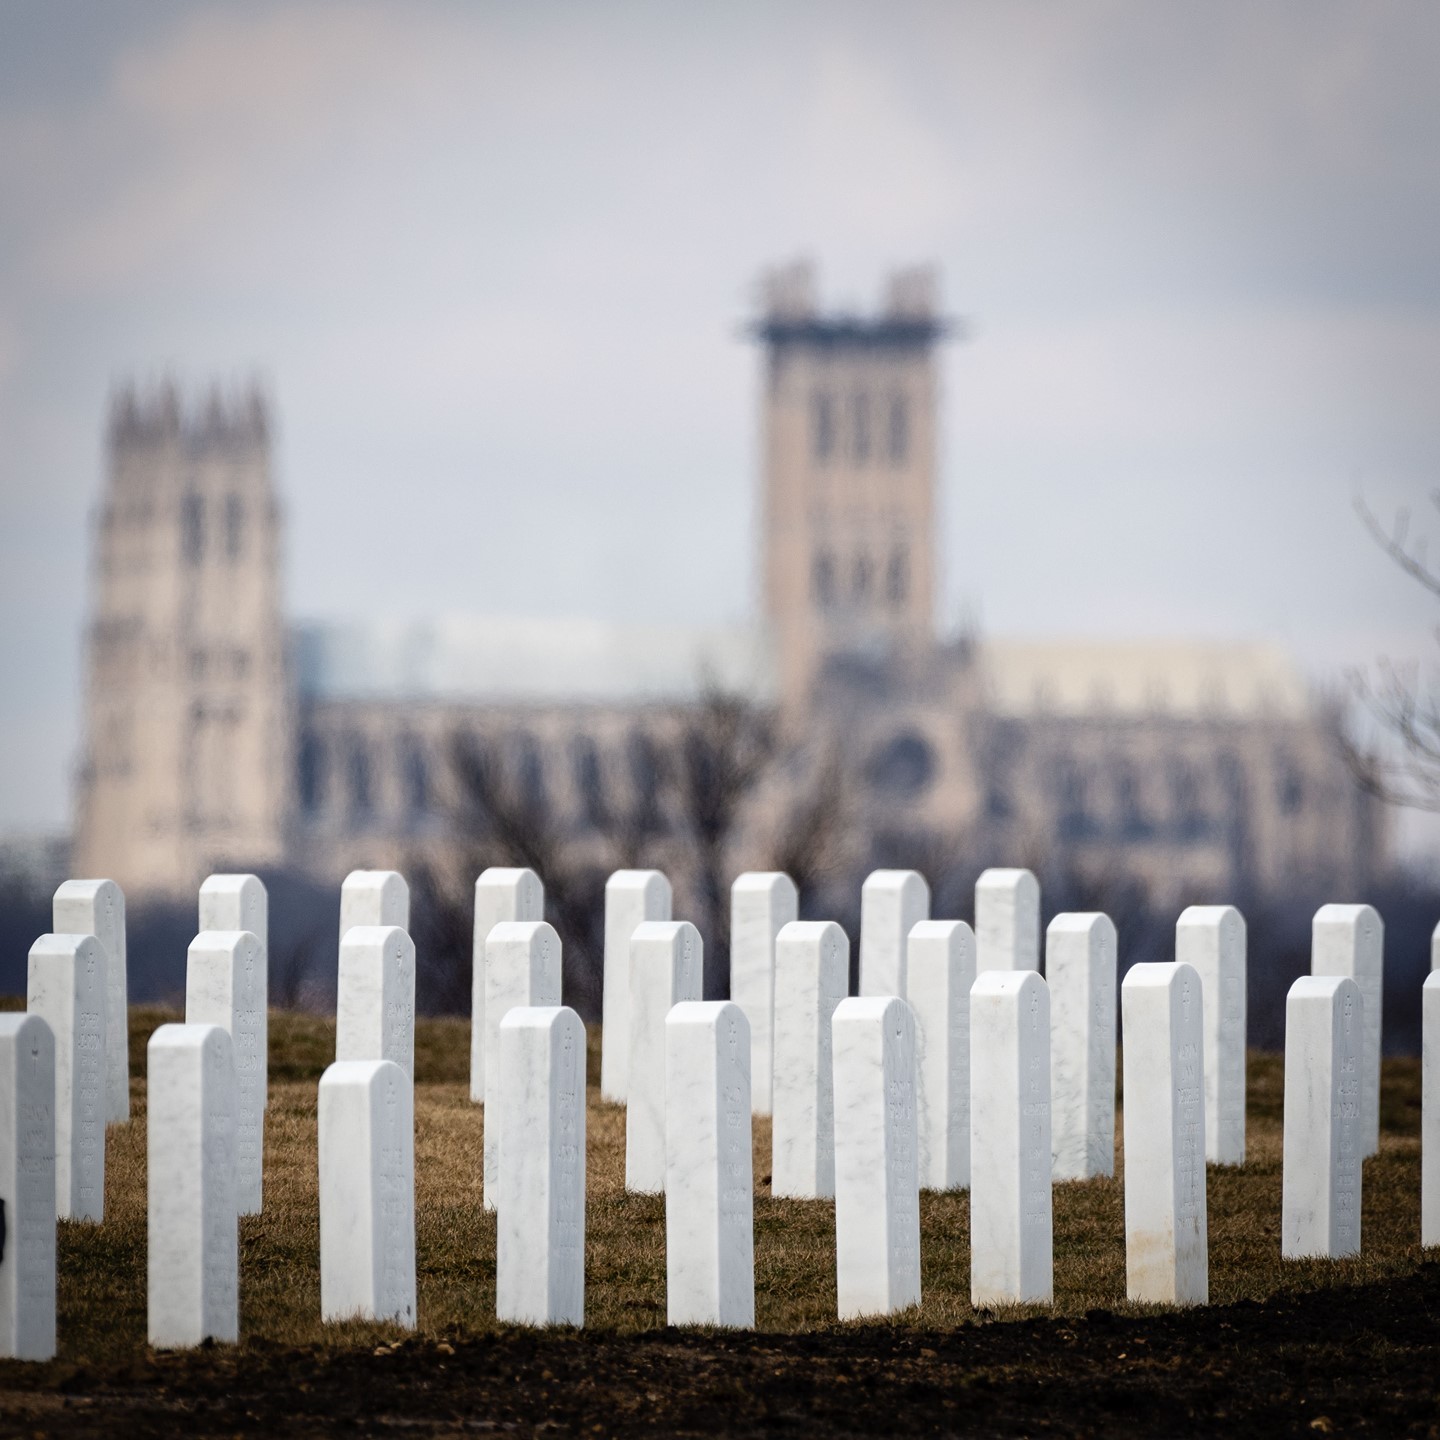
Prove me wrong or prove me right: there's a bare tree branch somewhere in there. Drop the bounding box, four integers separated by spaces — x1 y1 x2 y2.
1354 490 1440 600
1347 490 1440 811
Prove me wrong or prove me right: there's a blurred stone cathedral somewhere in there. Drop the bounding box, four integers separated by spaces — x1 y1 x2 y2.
73 266 1384 907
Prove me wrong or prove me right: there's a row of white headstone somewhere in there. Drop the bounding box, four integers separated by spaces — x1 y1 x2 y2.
0 863 1424 1355
469 867 1401 1324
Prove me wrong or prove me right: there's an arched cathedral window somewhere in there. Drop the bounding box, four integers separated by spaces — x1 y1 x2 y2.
888 395 908 464
887 547 908 604
181 493 204 564
851 391 871 463
813 551 836 609
224 494 244 561
812 391 835 463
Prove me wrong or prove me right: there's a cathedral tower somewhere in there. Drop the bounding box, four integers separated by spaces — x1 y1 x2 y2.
73 382 291 898
755 264 948 715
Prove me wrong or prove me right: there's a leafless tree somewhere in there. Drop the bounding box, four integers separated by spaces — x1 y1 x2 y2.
671 688 777 993
409 732 618 1016
1345 490 1440 810
768 746 851 915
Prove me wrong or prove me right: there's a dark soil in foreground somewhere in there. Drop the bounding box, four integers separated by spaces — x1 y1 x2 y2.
2 1262 1437 1438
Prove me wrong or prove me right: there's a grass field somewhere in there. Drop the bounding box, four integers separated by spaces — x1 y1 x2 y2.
36 1004 1429 1361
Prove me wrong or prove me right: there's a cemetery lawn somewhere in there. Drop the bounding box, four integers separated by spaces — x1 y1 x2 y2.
0 1004 1434 1437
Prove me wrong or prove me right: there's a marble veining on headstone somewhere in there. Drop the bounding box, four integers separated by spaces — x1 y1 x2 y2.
1176 904 1246 1165
1121 961 1208 1306
771 920 849 1199
496 1006 586 1327
833 996 921 1319
147 1023 238 1348
198 874 269 1112
53 879 128 1125
470 868 545 1104
626 920 702 1194
907 919 974 1191
859 871 930 998
335 925 415 1079
974 868 1040 974
1047 912 1116 1181
970 970 1052 1306
729 872 798 1117
1283 975 1362 1259
186 930 266 1215
0 1013 56 1360
339 870 409 944
600 871 672 1104
1311 904 1383 1158
27 933 106 1222
318 1058 416 1326
483 921 563 1210
665 1001 754 1327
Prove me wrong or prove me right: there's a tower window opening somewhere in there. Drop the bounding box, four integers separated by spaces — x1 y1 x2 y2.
298 733 326 813
888 395 908 464
851 392 871 463
400 737 429 818
887 547 908 605
853 552 872 601
348 738 374 820
812 391 835 463
181 493 204 564
813 550 836 609
224 494 244 560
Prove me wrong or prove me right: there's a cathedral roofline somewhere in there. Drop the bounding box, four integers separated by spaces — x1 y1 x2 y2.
108 378 270 450
751 314 955 350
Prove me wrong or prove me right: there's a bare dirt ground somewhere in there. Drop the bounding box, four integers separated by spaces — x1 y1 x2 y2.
0 1007 1434 1437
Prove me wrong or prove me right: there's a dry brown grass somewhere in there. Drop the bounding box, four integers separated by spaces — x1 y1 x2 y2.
45 1005 1427 1362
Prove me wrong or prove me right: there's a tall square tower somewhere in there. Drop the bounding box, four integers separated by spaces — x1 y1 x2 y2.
73 383 291 897
755 264 947 716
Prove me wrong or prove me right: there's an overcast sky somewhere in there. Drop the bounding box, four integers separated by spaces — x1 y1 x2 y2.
2 0 1439 835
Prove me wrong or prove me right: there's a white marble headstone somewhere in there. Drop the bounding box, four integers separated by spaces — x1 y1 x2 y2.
27 933 106 1223
907 919 974 1191
665 1001 754 1327
626 920 702 1194
1432 919 1440 972
198 874 268 1112
0 1013 56 1360
1176 904 1246 1166
483 920 563 1210
1121 961 1208 1306
833 996 921 1319
1047 912 1116 1181
970 970 1052 1306
470 867 545 1104
1424 971 1440 1248
859 871 930 998
600 870 672 1104
1282 975 1362 1259
729 872 798 1117
52 879 128 1124
1312 904 1383 1158
336 925 415 1078
975 868 1040 974
339 870 409 943
496 1006 586 1327
186 930 266 1215
318 1059 416 1326
147 1023 238 1348
771 920 849 1199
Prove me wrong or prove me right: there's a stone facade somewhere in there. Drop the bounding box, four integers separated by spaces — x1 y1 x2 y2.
71 276 1385 904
